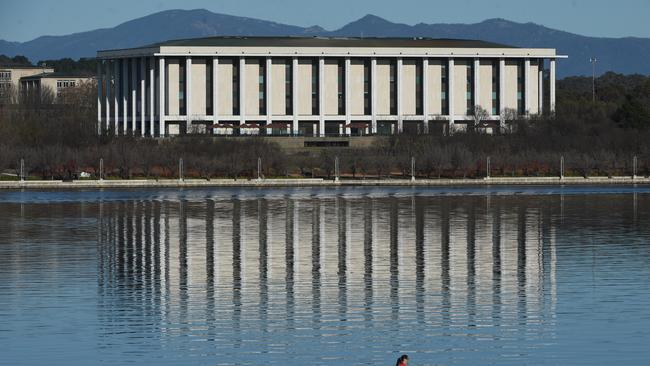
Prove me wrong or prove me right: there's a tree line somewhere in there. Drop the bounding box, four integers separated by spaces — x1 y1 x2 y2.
1 69 649 180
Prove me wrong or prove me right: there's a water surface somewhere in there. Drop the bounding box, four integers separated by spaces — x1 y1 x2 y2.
1 186 649 365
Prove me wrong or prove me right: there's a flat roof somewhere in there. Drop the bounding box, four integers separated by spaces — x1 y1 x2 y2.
20 72 94 80
104 36 516 52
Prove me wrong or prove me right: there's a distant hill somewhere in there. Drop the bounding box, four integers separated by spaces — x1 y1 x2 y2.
2 9 650 77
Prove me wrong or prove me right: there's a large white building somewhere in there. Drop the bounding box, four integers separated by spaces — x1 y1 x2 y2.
96 36 565 137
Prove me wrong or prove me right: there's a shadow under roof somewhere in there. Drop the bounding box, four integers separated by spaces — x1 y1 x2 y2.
137 36 517 50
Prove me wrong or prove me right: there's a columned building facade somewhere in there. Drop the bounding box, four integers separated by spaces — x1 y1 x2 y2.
96 37 564 137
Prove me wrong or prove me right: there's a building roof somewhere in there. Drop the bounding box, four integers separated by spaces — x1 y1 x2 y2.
107 36 516 52
20 72 94 80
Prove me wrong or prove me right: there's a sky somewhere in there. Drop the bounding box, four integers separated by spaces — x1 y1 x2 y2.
1 0 650 42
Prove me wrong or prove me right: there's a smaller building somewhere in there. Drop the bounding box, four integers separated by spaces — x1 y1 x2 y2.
19 72 94 100
0 65 55 101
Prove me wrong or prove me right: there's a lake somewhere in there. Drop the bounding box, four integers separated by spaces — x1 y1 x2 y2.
1 186 649 365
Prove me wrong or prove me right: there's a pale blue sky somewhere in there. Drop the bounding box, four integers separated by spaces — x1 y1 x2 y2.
1 0 649 42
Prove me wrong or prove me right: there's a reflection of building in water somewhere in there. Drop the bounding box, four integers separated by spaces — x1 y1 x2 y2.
97 195 558 335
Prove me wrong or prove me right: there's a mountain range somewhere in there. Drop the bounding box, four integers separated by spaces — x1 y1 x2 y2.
2 9 650 77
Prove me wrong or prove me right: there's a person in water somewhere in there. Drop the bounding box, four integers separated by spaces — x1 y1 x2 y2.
395 354 408 366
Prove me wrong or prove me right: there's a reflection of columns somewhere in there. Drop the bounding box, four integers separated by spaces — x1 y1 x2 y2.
415 199 425 321
292 57 299 134
466 204 477 324
524 58 530 116
258 199 268 324
311 200 322 323
448 58 455 131
550 59 556 114
363 198 373 322
337 197 347 316
517 206 527 318
344 57 351 135
440 202 451 325
318 57 325 136
158 57 165 136
422 58 429 133
371 57 377 134
97 61 102 134
389 198 399 321
397 57 403 133
285 200 295 314
499 58 506 128
491 203 502 323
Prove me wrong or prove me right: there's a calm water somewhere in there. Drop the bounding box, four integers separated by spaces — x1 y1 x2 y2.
1 186 649 365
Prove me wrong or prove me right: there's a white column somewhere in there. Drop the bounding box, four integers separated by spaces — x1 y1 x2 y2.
292 57 299 135
550 59 556 114
158 57 165 136
318 57 325 136
149 58 154 136
371 57 377 134
113 60 119 135
524 58 530 116
122 58 128 135
131 58 137 134
186 57 192 126
140 58 145 137
97 61 102 135
473 58 480 112
499 58 506 128
239 57 245 125
105 61 111 133
422 58 429 134
538 59 544 114
397 57 403 133
266 57 272 124
448 58 455 133
212 57 219 126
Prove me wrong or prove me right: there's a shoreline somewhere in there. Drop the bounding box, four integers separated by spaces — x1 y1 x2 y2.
1 176 649 190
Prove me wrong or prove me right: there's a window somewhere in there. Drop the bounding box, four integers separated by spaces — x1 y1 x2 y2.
311 59 319 115
415 60 423 115
258 59 266 115
56 80 76 89
337 59 345 115
466 61 474 115
441 62 448 115
285 60 292 115
517 60 525 115
492 60 500 115
179 60 186 115
363 59 371 115
0 71 10 81
232 59 239 115
206 58 212 115
389 59 397 115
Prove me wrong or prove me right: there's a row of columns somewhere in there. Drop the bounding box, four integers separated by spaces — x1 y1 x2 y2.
97 56 557 137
